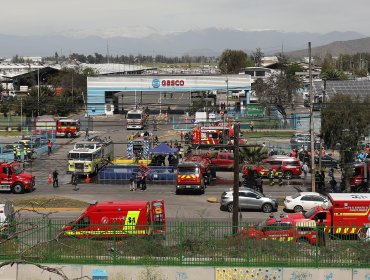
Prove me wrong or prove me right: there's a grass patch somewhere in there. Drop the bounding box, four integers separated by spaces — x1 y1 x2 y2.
0 131 22 137
242 131 294 138
6 196 89 208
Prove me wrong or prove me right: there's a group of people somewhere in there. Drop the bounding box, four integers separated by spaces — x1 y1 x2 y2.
13 144 33 162
130 163 151 191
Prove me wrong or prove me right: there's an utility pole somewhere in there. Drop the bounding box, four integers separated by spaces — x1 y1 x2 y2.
309 42 316 192
232 123 240 235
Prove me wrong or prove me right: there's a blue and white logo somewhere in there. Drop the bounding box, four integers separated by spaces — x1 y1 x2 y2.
152 79 160 88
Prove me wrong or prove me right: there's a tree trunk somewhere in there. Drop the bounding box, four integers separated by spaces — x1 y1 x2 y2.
341 150 355 192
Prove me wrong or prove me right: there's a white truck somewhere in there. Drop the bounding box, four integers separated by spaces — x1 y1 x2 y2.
126 109 147 130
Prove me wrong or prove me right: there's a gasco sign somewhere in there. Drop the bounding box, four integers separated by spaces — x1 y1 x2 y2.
152 78 185 88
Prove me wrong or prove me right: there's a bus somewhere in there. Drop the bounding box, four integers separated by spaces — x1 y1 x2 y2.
67 137 114 175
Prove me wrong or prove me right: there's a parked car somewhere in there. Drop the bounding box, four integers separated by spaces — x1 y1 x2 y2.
284 192 331 213
290 133 320 150
210 151 234 170
220 187 278 213
314 154 339 168
262 156 302 179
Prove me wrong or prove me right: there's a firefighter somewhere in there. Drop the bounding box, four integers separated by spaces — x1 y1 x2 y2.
47 140 53 156
277 167 283 186
71 173 79 191
268 168 275 186
317 219 326 247
130 171 137 191
52 169 59 188
13 145 17 161
16 145 21 162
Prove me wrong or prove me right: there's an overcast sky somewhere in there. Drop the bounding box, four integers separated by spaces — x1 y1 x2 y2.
2 0 369 38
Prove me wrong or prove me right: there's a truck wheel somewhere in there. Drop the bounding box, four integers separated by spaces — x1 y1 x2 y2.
175 190 180 195
284 171 293 180
293 205 304 213
357 228 369 240
262 203 273 213
227 203 233 213
12 183 25 194
66 132 72 138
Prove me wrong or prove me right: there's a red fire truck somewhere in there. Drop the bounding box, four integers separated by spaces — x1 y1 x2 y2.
239 215 317 245
192 126 234 145
287 193 370 240
176 154 213 194
63 200 166 238
0 161 35 194
351 161 370 192
35 116 80 138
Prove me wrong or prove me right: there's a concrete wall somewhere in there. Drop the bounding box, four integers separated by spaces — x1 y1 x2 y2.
1 264 370 280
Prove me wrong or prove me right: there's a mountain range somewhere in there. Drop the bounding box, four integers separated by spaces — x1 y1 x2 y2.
0 28 367 58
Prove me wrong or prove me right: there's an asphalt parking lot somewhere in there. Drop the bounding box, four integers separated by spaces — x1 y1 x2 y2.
0 114 316 223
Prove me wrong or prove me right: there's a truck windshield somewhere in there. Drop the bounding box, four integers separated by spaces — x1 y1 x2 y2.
13 164 23 175
178 167 198 175
127 114 142 119
69 153 92 161
304 208 316 219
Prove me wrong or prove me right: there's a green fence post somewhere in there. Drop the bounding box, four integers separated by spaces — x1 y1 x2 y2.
246 225 250 266
113 222 117 264
179 222 183 265
47 219 52 261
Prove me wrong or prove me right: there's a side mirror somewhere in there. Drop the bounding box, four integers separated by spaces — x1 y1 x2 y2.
256 195 261 199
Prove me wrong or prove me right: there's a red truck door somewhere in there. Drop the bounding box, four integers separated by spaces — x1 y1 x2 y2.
0 167 12 192
151 200 166 234
262 222 293 241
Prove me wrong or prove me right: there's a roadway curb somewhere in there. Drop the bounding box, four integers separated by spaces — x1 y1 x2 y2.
15 207 84 212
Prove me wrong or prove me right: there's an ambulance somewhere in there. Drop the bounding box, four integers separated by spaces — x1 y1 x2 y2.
288 193 370 240
63 200 166 238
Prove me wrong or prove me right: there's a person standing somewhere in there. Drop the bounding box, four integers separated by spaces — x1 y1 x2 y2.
72 172 79 191
268 168 275 186
85 127 90 139
130 171 136 191
47 140 52 156
136 170 142 190
317 219 326 247
52 169 59 188
255 175 263 194
302 162 309 182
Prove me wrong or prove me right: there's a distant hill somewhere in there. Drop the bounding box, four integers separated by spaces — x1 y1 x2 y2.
0 28 365 57
287 37 370 58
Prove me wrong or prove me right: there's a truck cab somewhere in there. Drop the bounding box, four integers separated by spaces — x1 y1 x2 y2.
176 162 206 194
0 162 35 194
240 215 317 245
126 109 147 130
351 162 370 192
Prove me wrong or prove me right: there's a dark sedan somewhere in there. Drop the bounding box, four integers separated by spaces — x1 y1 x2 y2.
314 155 339 168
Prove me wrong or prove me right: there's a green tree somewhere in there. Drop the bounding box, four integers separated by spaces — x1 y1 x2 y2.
255 72 303 124
321 94 370 192
218 49 254 74
239 146 268 164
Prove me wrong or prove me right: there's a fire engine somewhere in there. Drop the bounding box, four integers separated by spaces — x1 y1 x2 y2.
35 115 80 138
192 126 234 146
287 193 370 240
63 200 166 238
0 161 35 194
176 154 214 194
239 215 317 245
126 109 148 130
351 161 370 192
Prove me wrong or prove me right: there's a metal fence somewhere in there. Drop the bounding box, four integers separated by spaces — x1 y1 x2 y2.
1 219 369 268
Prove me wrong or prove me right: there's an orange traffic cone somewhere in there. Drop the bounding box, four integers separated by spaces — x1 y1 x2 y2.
85 174 91 184
48 174 52 183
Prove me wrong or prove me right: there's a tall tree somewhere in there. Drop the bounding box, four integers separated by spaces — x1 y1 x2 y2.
255 72 303 124
321 94 370 192
218 49 253 74
251 48 264 67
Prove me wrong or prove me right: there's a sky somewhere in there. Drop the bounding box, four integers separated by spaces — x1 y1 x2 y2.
1 0 370 38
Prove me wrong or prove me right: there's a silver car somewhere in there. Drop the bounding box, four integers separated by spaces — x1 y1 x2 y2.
220 187 278 213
